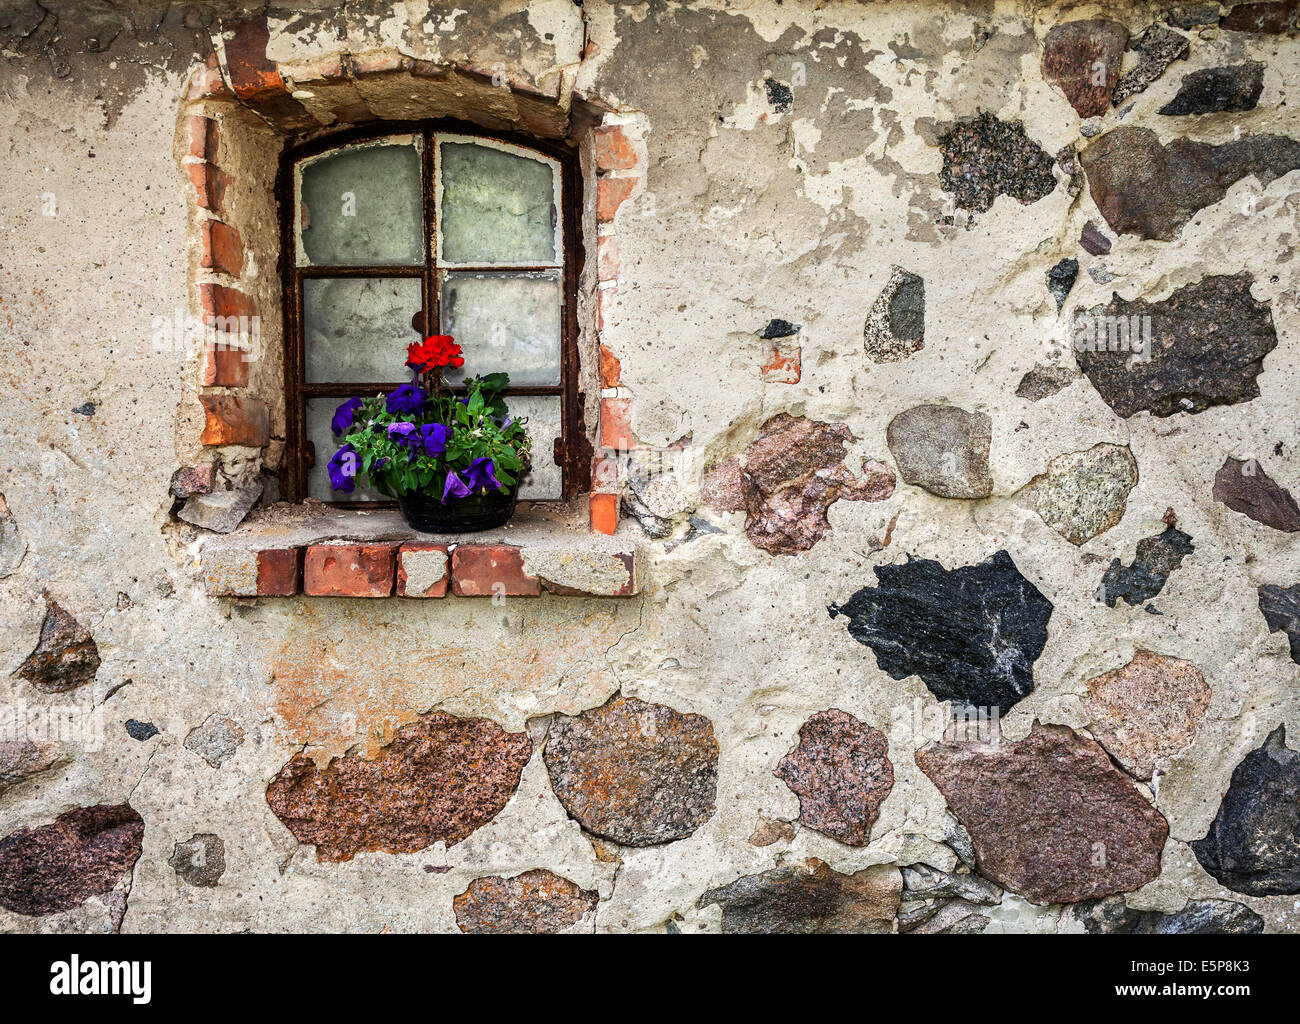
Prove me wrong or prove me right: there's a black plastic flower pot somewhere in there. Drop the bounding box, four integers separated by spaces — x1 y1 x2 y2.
399 482 520 533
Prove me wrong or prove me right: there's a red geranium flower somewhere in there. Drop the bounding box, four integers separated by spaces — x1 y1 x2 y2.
406 334 465 372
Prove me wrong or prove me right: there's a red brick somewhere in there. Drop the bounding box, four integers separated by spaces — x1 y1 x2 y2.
589 493 618 536
200 220 244 276
597 176 636 222
451 545 540 597
204 344 250 388
599 397 636 451
351 50 406 75
761 345 801 384
199 394 269 447
257 548 301 596
186 115 220 161
396 543 450 598
199 284 257 387
186 161 230 214
594 126 638 172
221 15 285 99
597 233 619 283
199 283 256 320
599 344 621 388
303 544 396 597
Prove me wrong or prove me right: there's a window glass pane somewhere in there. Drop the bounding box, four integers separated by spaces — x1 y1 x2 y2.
504 395 562 500
439 271 561 386
305 277 421 384
306 397 388 502
298 139 423 266
437 140 558 265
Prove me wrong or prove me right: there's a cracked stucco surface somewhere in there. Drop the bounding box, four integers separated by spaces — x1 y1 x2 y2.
0 0 1298 933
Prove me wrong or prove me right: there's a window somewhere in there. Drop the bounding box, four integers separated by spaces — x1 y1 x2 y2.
281 123 582 504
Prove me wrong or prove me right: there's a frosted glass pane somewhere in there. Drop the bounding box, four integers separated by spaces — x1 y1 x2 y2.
306 397 387 502
438 140 558 265
505 395 562 499
440 272 561 386
299 141 423 266
305 277 421 383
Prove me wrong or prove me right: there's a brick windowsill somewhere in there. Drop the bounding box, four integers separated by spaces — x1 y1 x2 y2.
200 501 643 598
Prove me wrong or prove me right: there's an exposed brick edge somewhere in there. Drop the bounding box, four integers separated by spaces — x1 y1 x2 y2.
203 543 640 598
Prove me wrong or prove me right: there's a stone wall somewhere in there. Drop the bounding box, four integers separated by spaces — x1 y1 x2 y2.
0 0 1298 934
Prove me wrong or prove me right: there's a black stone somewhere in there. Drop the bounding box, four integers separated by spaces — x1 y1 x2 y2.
1076 273 1278 418
1097 525 1194 606
125 720 158 741
887 272 925 342
1073 896 1265 934
938 112 1056 217
765 78 792 113
1160 62 1265 115
1258 584 1300 663
1191 725 1300 896
72 402 95 416
1047 258 1079 311
758 318 800 339
829 550 1053 714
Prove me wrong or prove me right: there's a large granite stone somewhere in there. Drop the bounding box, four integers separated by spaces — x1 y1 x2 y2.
886 404 993 499
454 869 598 934
1076 274 1277 418
544 694 718 846
1041 19 1129 117
938 112 1056 216
1023 443 1137 545
1191 724 1300 895
774 710 894 846
0 804 144 915
699 859 901 934
266 712 531 862
830 550 1053 714
1083 651 1211 779
916 722 1169 904
1080 127 1300 240
700 414 895 555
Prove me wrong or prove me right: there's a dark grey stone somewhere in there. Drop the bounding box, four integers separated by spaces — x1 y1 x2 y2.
1017 364 1080 401
1074 895 1265 933
938 112 1056 217
125 720 158 741
830 550 1054 714
1160 62 1265 115
1191 725 1300 895
1097 525 1194 606
1258 583 1300 663
758 319 800 339
168 833 225 888
1076 274 1278 418
1047 258 1079 311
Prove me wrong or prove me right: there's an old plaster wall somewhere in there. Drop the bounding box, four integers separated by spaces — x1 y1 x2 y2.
1 0 1299 934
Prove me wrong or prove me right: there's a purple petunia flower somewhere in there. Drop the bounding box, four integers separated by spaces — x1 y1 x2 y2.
327 444 359 493
465 457 502 493
387 422 418 449
442 470 471 503
331 396 363 436
420 422 452 457
385 383 426 416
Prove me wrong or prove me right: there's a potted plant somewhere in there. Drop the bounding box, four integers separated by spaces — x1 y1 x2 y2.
327 334 532 532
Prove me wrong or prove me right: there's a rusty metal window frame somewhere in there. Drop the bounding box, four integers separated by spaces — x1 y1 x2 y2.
278 119 586 505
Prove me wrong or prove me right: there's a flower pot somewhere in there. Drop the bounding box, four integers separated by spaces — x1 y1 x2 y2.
399 482 520 533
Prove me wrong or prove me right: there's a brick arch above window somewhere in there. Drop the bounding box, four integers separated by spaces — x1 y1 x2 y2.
176 13 650 553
